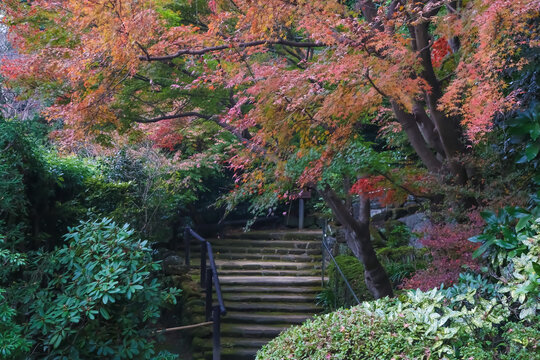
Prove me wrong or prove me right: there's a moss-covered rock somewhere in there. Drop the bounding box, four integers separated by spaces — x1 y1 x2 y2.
376 245 428 262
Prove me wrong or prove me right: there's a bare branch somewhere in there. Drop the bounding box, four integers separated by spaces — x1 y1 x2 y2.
139 39 325 62
134 112 210 123
136 42 150 60
364 69 389 99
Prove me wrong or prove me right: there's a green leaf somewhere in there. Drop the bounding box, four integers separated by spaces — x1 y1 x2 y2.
52 333 63 349
525 142 540 161
480 210 497 225
533 172 540 185
530 122 540 140
100 307 111 320
533 262 540 276
516 215 532 231
494 239 516 250
516 155 528 164
469 234 493 243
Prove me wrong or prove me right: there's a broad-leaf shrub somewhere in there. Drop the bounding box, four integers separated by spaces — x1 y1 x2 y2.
257 275 538 360
0 289 30 358
0 236 30 358
470 206 539 267
499 228 540 319
507 102 540 185
24 218 180 359
470 208 540 319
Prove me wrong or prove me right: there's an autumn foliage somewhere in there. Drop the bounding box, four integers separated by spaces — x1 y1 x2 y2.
350 171 431 206
1 0 538 185
400 212 484 291
2 0 539 298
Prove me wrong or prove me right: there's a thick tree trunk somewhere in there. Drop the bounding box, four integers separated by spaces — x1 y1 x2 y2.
413 22 468 184
391 101 443 173
320 186 394 299
412 101 446 160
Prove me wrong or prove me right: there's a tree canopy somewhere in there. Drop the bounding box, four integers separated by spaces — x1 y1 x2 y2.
2 0 539 298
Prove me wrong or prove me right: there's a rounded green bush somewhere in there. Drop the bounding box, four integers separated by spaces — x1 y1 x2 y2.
257 306 430 360
257 278 538 360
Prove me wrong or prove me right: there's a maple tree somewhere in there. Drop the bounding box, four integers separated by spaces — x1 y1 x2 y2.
2 0 538 298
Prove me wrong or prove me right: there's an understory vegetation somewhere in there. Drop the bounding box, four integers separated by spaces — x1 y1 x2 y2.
259 214 540 359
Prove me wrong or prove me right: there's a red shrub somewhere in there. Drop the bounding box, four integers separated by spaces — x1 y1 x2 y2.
400 212 484 291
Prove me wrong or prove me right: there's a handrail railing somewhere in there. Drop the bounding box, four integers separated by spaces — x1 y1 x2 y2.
184 227 226 360
321 221 361 306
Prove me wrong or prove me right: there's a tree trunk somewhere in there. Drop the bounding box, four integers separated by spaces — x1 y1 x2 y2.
320 186 394 299
413 22 468 184
391 101 443 173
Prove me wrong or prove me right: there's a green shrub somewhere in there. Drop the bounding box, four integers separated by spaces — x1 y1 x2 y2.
376 246 428 285
258 216 540 360
0 289 30 358
471 209 540 319
258 279 533 360
19 218 180 359
0 119 100 248
0 237 30 358
380 220 411 248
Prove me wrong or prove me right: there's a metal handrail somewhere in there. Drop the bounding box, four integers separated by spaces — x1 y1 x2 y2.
321 221 361 305
185 227 227 315
184 227 226 360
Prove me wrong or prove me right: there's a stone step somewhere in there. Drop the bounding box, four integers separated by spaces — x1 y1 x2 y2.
186 251 322 262
221 285 322 294
212 253 322 262
224 301 321 313
225 312 312 324
217 269 319 277
221 324 289 338
219 275 322 286
188 248 320 258
223 292 317 303
223 231 322 241
213 247 321 256
196 347 262 360
216 260 321 271
207 239 321 249
189 230 322 360
191 302 321 316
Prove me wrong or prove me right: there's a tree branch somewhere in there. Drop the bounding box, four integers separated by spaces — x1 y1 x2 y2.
134 111 275 160
139 39 325 61
134 112 210 123
364 69 389 99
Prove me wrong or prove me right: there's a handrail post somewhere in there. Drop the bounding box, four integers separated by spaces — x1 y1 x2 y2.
200 241 207 288
184 228 191 267
205 268 213 321
184 227 226 360
321 220 326 287
212 305 221 360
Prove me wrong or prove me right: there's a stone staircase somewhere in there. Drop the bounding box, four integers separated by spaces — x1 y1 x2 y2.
187 230 324 360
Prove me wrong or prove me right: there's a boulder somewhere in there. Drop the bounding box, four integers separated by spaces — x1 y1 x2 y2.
162 255 187 275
